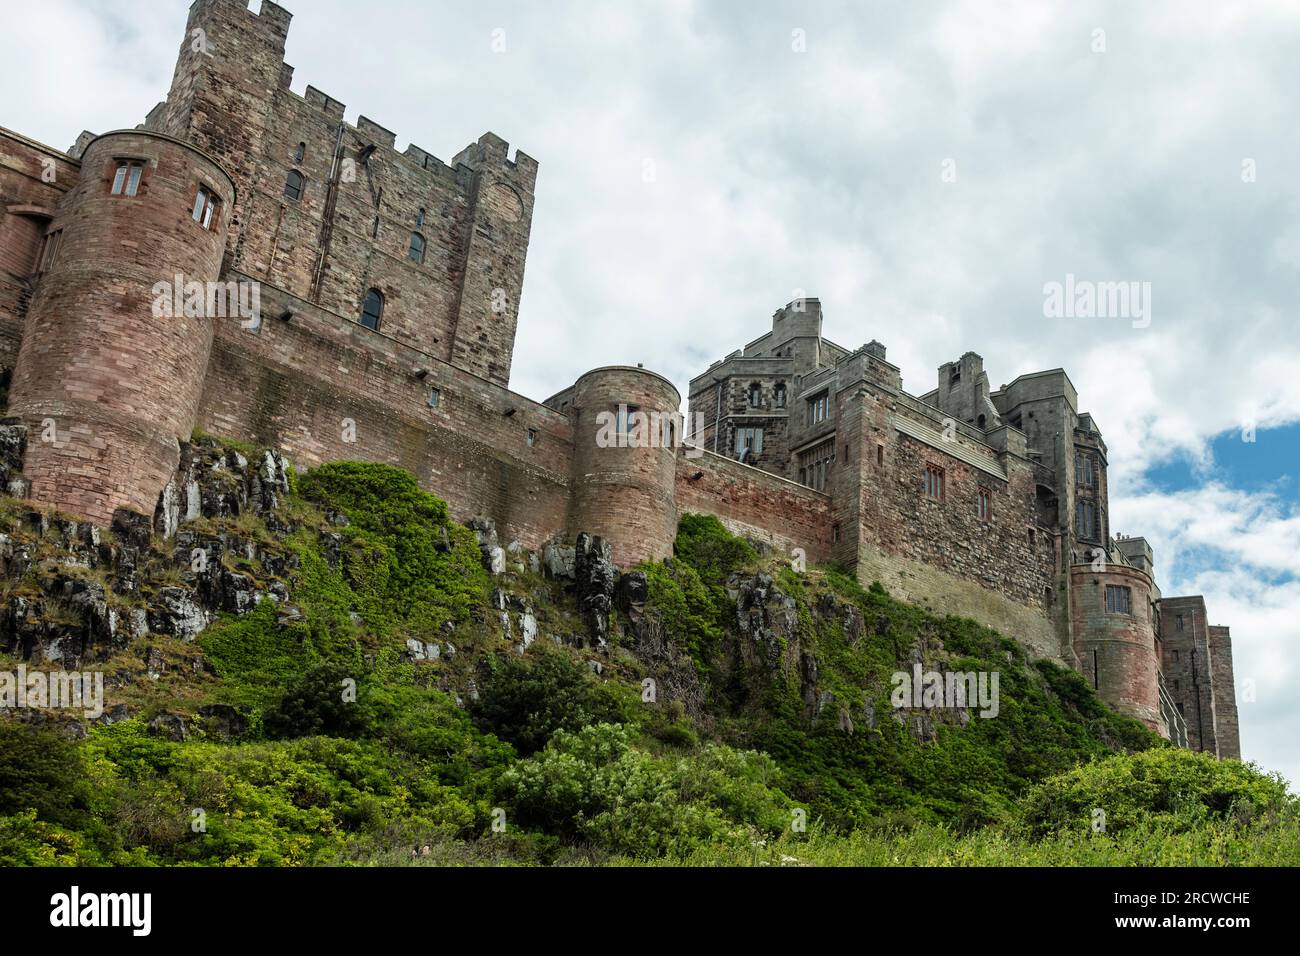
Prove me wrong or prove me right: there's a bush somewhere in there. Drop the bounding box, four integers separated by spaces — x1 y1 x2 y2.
498 723 791 858
672 513 757 586
0 722 95 832
1017 748 1297 838
264 662 370 739
296 462 489 640
471 646 631 756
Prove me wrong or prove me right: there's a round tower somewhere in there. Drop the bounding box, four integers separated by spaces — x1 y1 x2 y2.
1069 563 1162 731
568 366 681 566
7 130 235 526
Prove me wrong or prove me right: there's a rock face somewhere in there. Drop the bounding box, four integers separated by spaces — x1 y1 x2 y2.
468 516 507 575
729 572 802 679
617 571 706 719
0 437 296 673
0 423 28 499
574 533 617 647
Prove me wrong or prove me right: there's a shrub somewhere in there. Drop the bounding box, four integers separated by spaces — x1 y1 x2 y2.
0 722 95 832
498 723 791 858
296 461 489 639
264 662 370 739
1017 748 1297 838
471 646 630 756
672 513 757 586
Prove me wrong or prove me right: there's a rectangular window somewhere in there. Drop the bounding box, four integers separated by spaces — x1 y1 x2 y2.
111 160 144 196
924 464 945 501
976 488 992 522
191 185 219 230
427 387 440 408
735 427 763 458
1076 499 1097 539
1105 584 1132 614
1172 649 1180 663
799 438 835 491
1175 614 1184 631
806 391 830 425
876 444 884 466
527 428 538 448
1075 454 1095 488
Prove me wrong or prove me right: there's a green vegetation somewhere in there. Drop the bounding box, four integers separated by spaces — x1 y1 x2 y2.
0 461 1292 866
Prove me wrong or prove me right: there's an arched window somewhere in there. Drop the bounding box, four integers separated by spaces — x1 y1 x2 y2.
748 382 762 408
294 142 306 163
284 169 305 201
360 288 383 330
408 232 426 263
773 383 787 408
416 207 426 228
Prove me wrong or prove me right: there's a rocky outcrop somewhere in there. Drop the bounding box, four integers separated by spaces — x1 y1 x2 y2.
574 533 616 647
616 570 705 718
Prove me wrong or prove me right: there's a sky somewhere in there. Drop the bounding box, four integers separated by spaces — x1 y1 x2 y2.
4 0 1297 789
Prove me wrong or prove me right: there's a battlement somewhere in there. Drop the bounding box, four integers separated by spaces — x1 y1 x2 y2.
188 0 292 42
0 3 1239 763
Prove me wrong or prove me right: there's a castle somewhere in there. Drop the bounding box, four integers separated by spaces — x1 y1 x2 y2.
0 0 1238 755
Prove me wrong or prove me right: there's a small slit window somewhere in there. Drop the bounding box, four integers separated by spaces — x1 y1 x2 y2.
111 160 144 197
284 169 305 202
773 383 786 408
409 232 426 263
428 387 440 408
616 404 641 438
294 142 306 163
416 207 426 228
527 428 538 448
977 488 992 522
360 288 383 330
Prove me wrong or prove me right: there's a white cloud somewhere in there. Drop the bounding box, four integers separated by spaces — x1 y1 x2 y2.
6 0 1297 787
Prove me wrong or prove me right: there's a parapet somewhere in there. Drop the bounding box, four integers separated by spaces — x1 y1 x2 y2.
303 86 346 121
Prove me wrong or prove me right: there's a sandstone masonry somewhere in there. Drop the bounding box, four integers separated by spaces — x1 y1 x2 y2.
0 0 1239 757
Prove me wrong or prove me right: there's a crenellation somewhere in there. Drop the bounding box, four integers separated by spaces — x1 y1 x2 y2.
0 0 1239 761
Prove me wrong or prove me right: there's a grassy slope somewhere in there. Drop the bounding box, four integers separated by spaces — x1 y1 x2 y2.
0 459 1293 866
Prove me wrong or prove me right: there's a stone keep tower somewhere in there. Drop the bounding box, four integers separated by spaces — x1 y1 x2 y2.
7 130 234 526
152 0 536 387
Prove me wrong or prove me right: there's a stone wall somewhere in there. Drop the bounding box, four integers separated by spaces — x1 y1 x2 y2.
0 129 79 372
674 448 831 562
1159 596 1221 755
1208 624 1241 759
198 277 572 550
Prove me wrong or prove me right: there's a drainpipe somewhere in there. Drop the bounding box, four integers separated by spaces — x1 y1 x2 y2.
310 121 348 302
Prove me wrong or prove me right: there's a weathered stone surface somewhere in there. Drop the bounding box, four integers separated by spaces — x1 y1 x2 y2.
574 533 617 647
